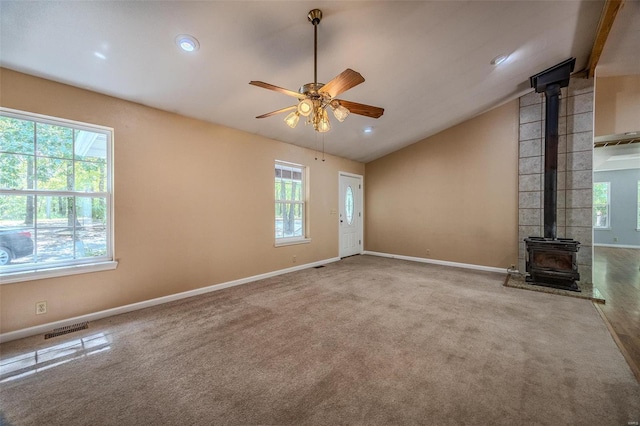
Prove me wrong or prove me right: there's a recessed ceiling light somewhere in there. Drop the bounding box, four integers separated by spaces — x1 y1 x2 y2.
93 52 106 60
176 34 199 52
363 127 374 134
490 54 509 66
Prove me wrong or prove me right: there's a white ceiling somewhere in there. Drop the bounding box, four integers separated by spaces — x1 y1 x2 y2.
596 0 640 77
0 0 623 163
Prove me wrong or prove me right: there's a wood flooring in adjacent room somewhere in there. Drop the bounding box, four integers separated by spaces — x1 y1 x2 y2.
593 246 640 382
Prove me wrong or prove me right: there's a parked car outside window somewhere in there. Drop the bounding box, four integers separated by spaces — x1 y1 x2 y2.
0 228 34 266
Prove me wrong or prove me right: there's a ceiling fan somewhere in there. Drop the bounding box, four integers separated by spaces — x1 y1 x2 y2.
250 9 384 133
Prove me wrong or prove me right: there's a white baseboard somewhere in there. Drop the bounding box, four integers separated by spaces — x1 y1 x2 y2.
0 257 340 344
363 251 508 274
594 243 640 249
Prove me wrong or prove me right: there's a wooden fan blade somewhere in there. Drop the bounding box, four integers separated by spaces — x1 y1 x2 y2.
320 69 365 98
249 81 302 99
336 100 384 119
256 105 297 119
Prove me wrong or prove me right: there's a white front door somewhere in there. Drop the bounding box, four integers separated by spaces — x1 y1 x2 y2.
339 173 363 258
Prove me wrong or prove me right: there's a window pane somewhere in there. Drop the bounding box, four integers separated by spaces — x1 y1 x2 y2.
294 181 302 201
75 160 106 192
593 182 608 205
594 205 608 228
275 202 303 238
0 152 34 190
36 123 73 159
346 186 354 225
0 116 34 155
36 196 77 264
0 194 34 225
275 203 284 238
0 194 35 267
36 157 73 190
76 197 107 258
75 130 107 162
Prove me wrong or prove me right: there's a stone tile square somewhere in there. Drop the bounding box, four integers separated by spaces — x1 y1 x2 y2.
520 122 542 141
519 208 541 226
558 153 566 172
557 209 566 227
568 77 594 96
577 245 593 266
520 91 543 107
567 132 593 153
567 208 592 227
520 138 542 158
567 92 593 115
519 156 541 175
567 151 593 171
558 135 567 154
520 104 542 124
567 170 592 190
519 173 542 192
557 190 566 210
519 191 541 208
557 171 566 190
519 225 541 241
566 226 593 245
566 189 593 209
567 112 593 134
558 116 567 136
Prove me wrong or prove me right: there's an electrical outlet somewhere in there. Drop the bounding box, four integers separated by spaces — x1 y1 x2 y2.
36 301 47 315
613 237 618 242
292 255 297 263
426 249 431 256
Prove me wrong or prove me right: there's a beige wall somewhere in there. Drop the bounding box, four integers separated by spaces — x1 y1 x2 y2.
365 101 519 268
595 75 640 137
0 68 363 333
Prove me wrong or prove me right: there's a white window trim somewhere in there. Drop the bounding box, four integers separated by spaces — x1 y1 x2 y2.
637 180 640 231
274 160 308 244
0 261 118 284
0 107 116 283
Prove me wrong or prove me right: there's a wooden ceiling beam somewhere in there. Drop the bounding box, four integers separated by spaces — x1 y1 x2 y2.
586 0 625 78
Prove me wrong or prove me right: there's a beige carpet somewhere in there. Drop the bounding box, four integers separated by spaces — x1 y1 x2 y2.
1 255 639 425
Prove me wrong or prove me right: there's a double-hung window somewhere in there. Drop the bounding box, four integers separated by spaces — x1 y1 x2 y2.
274 161 308 245
0 108 114 282
593 182 610 229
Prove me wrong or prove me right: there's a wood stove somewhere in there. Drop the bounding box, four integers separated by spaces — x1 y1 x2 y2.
524 58 581 292
525 237 580 291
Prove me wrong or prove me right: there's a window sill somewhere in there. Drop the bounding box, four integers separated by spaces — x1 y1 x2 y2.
593 227 611 231
0 261 118 285
274 238 312 248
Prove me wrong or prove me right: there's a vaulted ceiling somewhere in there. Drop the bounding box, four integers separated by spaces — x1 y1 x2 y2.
1 1 635 163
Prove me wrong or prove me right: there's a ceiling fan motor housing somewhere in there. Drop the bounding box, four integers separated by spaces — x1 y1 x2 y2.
308 9 322 25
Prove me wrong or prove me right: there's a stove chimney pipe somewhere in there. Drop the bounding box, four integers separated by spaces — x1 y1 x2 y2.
529 58 576 240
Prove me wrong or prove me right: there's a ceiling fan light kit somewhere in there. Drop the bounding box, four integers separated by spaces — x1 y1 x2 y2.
250 9 384 133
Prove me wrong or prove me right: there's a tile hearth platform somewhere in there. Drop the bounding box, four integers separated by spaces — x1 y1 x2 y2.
505 274 605 304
